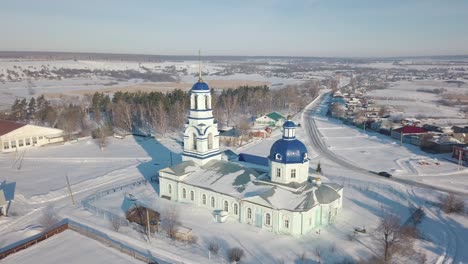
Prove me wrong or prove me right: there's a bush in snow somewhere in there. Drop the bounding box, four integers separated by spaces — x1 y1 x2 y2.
227 247 244 263
439 193 465 214
208 241 220 255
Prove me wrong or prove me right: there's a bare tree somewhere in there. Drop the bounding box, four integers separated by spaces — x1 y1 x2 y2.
39 204 59 230
162 206 180 239
112 100 133 133
331 103 346 118
151 103 169 136
237 121 251 146
222 94 239 127
439 193 465 214
314 247 323 263
373 213 414 262
111 217 122 232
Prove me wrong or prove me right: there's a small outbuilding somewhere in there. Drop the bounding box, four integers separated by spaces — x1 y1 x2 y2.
126 205 160 233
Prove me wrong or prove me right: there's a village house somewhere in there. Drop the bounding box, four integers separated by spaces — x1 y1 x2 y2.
255 112 285 127
0 120 64 153
391 126 427 142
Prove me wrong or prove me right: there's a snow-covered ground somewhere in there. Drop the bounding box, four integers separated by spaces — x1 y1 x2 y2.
1 230 144 264
366 80 467 125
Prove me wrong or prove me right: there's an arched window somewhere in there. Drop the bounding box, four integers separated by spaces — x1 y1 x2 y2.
192 133 197 150
265 213 271 226
195 95 198 109
207 95 211 109
168 184 172 194
247 208 252 220
224 201 229 212
284 219 290 228
182 188 187 199
211 197 215 208
190 190 194 201
291 169 296 179
208 132 213 150
202 194 207 205
205 95 208 109
233 204 239 215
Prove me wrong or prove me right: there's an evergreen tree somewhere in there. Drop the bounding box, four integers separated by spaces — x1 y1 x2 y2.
28 97 36 119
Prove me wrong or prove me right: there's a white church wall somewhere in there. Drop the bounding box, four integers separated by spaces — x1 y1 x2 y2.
269 161 309 184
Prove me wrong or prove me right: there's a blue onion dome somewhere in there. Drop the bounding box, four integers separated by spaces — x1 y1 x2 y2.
192 81 210 91
269 138 308 163
283 120 296 129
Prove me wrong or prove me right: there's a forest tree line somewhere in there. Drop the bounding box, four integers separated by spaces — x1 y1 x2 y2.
2 80 321 140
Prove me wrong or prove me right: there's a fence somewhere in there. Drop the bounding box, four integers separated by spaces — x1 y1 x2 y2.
81 178 149 227
80 178 215 263
0 218 178 264
0 220 69 260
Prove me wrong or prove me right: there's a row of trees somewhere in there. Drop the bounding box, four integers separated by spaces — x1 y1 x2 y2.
3 80 321 141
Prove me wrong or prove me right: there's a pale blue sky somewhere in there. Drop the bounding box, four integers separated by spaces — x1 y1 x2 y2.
1 0 467 57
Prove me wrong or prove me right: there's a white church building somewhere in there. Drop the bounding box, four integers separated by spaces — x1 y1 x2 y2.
159 75 343 236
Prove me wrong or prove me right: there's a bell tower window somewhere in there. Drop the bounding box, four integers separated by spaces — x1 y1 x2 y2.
276 168 281 178
192 133 197 150
291 169 296 179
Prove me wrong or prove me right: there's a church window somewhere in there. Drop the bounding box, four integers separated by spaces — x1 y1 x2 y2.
11 141 16 148
309 218 312 226
182 188 187 199
247 208 252 220
190 190 194 201
32 137 37 144
195 95 198 109
207 95 211 109
265 213 271 226
208 132 213 150
192 133 197 150
25 138 31 146
291 169 296 179
168 184 172 194
284 219 289 228
3 142 9 150
211 197 215 208
202 194 207 205
233 204 239 215
18 139 24 147
276 168 281 178
224 201 229 212
275 153 282 160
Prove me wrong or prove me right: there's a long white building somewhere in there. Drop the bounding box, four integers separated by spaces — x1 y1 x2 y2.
0 120 64 153
159 76 343 236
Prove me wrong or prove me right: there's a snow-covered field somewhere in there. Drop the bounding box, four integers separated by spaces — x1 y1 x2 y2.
366 80 467 125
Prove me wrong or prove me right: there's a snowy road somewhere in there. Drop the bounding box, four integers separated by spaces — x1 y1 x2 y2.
302 92 468 196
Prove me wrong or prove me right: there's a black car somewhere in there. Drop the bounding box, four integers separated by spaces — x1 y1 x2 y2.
378 171 392 178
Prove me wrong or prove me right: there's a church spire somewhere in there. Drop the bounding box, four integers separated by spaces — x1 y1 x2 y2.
198 49 202 82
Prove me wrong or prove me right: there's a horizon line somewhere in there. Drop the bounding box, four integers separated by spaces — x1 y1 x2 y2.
1 50 468 61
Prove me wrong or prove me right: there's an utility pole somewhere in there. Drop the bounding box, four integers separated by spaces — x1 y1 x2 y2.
146 207 151 242
458 150 463 171
66 174 75 206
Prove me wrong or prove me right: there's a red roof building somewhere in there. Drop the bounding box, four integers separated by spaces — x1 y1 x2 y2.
393 126 427 134
0 120 26 136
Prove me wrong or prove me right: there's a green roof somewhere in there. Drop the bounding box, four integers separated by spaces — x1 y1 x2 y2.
266 112 285 121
